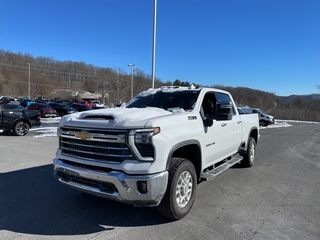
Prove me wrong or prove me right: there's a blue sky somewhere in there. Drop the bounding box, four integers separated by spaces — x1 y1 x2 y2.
0 0 319 96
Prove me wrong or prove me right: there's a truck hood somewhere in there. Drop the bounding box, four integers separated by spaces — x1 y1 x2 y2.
59 107 173 128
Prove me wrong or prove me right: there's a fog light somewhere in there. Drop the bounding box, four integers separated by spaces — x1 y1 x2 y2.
137 181 148 193
57 171 69 182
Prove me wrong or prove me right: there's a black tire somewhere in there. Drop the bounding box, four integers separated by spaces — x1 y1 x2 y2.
241 137 256 168
157 158 197 220
13 121 30 136
259 120 267 127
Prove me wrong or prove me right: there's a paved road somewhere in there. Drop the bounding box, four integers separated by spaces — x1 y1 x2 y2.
0 122 319 240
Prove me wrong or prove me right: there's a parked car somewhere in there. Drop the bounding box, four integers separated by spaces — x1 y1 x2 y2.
27 103 57 118
0 103 41 136
19 98 34 108
85 101 94 108
241 107 275 126
0 96 15 103
237 107 248 114
48 103 78 116
70 103 92 112
92 101 105 109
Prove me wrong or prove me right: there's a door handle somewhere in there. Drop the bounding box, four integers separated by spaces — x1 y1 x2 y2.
237 120 242 124
221 123 227 127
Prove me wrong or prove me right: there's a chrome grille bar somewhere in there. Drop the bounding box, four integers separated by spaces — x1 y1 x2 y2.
59 127 135 163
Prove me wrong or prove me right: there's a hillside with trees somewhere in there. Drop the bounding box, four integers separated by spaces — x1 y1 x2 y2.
0 50 167 104
1 49 319 122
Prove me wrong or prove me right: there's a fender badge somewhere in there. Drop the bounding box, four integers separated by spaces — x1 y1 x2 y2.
188 116 197 120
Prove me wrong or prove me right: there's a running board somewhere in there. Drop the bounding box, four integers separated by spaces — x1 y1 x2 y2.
200 155 243 181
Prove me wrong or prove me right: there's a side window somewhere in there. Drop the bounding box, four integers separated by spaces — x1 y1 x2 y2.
200 92 216 118
214 92 236 115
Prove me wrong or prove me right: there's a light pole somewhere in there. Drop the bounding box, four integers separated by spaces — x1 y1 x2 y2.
128 63 136 99
27 63 30 99
151 0 157 89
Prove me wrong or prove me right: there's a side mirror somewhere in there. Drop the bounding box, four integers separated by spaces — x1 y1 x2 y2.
203 118 213 127
215 101 232 120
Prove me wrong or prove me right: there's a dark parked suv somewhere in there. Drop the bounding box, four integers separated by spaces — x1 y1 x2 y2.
70 103 92 112
48 103 78 117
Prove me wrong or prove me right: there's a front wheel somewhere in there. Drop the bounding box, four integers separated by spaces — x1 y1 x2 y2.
241 137 256 167
14 121 30 136
157 158 197 220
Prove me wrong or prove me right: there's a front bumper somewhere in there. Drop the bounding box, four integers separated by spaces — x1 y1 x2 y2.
43 113 56 118
53 158 168 207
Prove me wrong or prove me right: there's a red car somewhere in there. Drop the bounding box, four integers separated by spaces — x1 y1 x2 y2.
28 103 57 118
85 101 93 108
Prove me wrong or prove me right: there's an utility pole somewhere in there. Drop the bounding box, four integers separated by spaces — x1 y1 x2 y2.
27 63 30 99
151 0 157 89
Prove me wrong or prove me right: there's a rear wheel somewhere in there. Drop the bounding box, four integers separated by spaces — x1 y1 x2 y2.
157 158 197 220
241 137 256 167
259 120 267 127
14 121 30 136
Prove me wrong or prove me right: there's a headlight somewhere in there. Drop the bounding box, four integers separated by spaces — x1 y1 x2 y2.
128 127 160 161
130 127 160 144
57 127 62 137
135 128 160 144
57 127 62 149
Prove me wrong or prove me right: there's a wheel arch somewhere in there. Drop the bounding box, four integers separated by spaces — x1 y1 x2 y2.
166 140 202 183
13 118 32 128
249 127 259 145
238 127 259 154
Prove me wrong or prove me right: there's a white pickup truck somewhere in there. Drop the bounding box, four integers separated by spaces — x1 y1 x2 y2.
53 86 259 220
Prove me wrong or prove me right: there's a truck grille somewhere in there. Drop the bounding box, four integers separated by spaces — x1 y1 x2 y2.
59 127 135 164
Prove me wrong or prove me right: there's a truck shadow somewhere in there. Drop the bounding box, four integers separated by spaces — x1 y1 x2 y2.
0 164 172 236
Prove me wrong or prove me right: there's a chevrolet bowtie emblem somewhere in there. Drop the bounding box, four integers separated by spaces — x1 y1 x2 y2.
76 131 91 140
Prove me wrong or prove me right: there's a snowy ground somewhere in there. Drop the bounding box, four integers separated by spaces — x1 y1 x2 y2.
30 117 60 138
30 117 320 138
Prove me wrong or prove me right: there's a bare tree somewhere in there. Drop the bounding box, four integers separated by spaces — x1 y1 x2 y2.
0 49 320 121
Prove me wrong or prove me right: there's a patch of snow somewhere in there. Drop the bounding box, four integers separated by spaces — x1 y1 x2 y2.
137 88 159 97
260 121 292 129
30 127 57 138
136 86 194 97
276 119 320 124
39 117 61 123
59 107 172 126
260 120 320 129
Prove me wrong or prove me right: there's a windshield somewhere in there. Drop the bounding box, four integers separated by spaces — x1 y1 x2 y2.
238 108 248 114
258 109 268 115
126 88 200 112
0 104 24 110
60 104 72 110
38 104 50 109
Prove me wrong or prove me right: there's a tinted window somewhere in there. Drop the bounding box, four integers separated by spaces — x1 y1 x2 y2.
214 92 231 103
214 92 236 115
48 103 58 108
28 104 38 110
126 90 200 111
0 104 24 110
